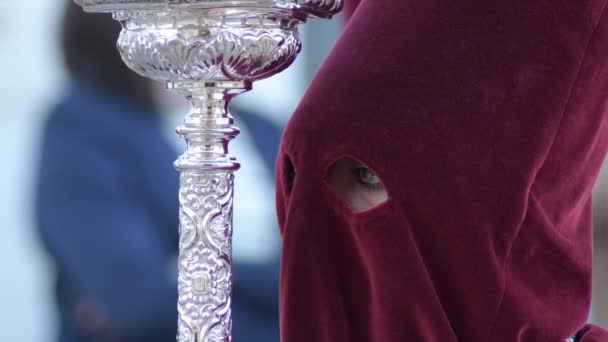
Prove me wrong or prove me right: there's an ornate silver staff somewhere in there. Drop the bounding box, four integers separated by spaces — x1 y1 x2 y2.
73 1 341 341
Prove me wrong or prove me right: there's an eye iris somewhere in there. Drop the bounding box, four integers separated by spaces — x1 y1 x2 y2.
358 168 380 186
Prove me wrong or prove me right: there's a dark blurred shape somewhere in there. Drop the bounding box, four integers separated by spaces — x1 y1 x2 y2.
61 2 153 108
36 2 280 342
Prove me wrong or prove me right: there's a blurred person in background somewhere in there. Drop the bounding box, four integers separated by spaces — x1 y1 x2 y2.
36 3 281 342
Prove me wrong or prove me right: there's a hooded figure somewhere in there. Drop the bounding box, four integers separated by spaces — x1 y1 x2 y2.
276 0 608 341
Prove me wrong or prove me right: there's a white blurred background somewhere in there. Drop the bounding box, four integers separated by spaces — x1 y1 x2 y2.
0 1 64 340
0 1 606 341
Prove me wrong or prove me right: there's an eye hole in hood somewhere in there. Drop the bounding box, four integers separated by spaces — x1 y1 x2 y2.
284 155 296 195
324 157 388 212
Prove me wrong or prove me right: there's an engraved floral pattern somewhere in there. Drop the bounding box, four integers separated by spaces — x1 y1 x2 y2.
118 24 301 82
298 0 342 13
178 172 234 342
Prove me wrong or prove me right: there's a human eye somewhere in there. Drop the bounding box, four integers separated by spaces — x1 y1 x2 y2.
352 165 384 191
325 157 388 212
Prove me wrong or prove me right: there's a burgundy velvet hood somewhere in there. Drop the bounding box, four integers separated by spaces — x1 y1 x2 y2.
276 0 608 340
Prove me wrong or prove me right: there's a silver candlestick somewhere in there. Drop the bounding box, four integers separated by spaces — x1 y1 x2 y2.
73 1 342 341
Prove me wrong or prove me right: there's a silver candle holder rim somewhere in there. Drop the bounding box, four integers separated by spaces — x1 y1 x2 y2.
75 0 343 18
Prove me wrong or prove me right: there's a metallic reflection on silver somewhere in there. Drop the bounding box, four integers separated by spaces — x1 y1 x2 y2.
72 0 342 341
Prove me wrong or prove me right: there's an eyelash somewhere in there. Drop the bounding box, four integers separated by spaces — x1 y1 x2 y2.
352 166 384 191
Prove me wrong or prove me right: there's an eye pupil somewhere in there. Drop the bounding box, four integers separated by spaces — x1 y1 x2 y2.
357 167 381 186
361 169 374 183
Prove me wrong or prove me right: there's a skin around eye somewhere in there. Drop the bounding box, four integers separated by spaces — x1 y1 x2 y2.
353 166 384 191
325 158 388 212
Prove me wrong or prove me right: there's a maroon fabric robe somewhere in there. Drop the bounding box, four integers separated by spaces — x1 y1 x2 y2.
277 0 608 340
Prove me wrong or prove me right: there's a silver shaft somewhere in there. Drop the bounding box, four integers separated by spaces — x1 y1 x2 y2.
172 82 248 342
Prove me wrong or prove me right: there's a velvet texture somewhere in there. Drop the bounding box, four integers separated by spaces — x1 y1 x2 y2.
344 0 359 20
276 0 608 341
